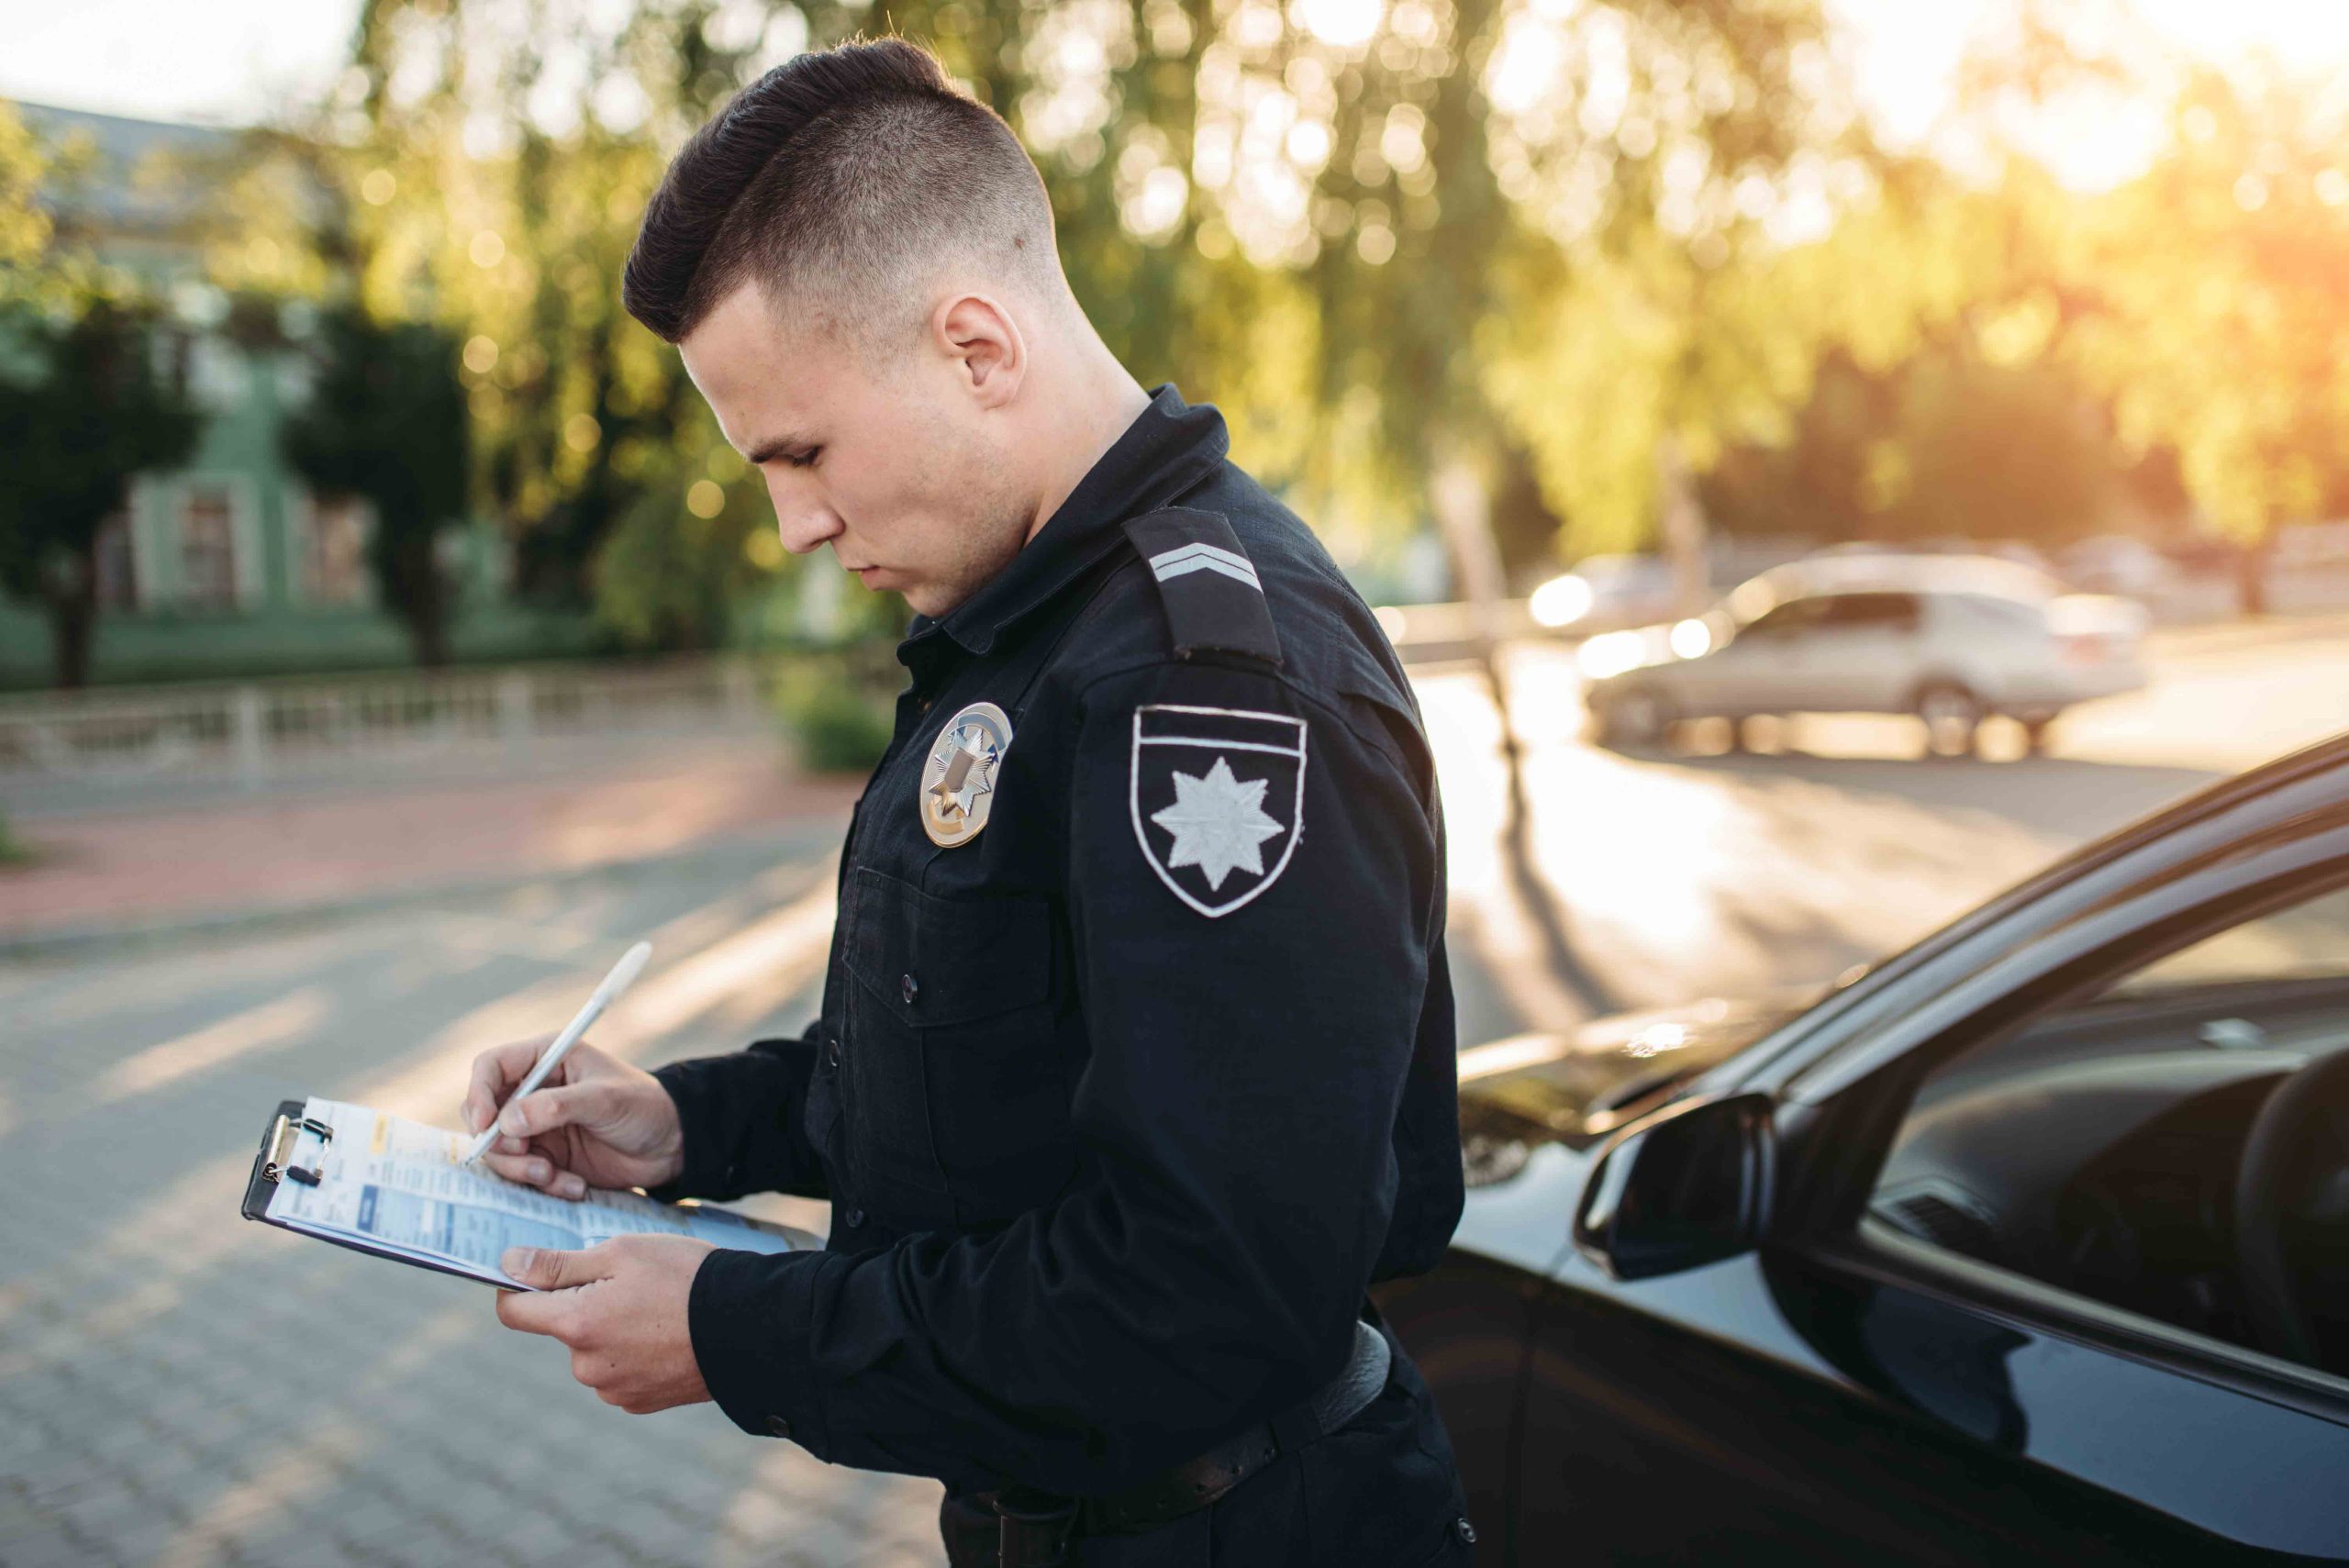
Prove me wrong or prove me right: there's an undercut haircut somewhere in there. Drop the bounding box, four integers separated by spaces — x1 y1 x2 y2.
623 38 1061 349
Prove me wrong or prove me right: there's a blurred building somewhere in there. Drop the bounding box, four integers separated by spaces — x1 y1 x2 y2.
0 103 584 688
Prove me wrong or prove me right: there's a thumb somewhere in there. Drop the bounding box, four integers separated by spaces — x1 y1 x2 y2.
498 1079 615 1141
501 1242 614 1292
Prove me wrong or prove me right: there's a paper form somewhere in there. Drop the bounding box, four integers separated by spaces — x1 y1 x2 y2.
264 1097 809 1288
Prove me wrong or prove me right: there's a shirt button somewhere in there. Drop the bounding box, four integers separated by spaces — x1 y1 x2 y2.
843 1207 866 1229
766 1415 793 1440
900 973 919 1006
825 1035 841 1069
1455 1518 1477 1545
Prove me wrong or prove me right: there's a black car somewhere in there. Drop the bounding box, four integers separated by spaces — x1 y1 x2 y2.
1378 732 2349 1563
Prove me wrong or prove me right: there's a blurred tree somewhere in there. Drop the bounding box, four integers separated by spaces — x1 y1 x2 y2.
592 449 774 651
216 0 2347 651
317 0 1845 626
280 306 473 665
0 295 201 686
0 100 53 295
1876 351 2118 544
313 3 713 610
1698 346 1896 541
1700 340 2125 549
2065 68 2349 611
1474 4 1858 562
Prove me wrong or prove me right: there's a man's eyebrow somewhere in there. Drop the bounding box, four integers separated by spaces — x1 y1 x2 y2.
742 430 817 465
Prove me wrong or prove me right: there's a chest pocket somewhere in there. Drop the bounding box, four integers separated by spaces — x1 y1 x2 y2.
841 866 1074 1226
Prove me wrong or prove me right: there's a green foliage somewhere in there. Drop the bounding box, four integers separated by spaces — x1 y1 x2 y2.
280 306 472 664
1880 354 2119 542
2065 67 2349 550
0 805 24 866
0 99 54 298
251 0 2348 618
324 5 765 608
0 293 201 685
774 663 896 775
1700 344 2126 548
308 0 1838 606
590 461 774 651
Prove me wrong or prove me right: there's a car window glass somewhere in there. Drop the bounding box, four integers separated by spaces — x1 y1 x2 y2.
1949 593 2048 634
2109 885 2349 996
1819 593 1920 631
1738 598 1830 639
1869 875 2349 1373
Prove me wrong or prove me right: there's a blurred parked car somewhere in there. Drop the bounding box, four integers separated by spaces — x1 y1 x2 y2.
2062 534 2178 599
1812 537 2059 578
1578 554 2146 754
1380 732 2349 1563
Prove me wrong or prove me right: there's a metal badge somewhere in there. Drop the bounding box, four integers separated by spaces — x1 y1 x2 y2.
918 701 1013 848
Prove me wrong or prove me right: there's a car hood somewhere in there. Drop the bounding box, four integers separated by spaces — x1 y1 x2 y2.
1457 995 1802 1151
1578 622 1685 680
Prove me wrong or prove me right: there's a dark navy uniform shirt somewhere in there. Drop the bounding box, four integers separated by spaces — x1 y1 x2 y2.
651 384 1464 1500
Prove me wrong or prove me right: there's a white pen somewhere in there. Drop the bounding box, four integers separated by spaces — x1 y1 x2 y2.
462 940 652 1165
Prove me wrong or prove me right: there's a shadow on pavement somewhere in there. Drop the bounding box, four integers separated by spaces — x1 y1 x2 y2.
1498 743 1627 1019
1652 749 2227 845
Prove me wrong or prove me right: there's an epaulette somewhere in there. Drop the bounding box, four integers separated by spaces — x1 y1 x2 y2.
1123 507 1285 667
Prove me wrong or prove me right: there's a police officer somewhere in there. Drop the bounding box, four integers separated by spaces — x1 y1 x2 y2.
466 37 1471 1566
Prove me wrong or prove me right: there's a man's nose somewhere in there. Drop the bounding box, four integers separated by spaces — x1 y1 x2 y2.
767 481 842 556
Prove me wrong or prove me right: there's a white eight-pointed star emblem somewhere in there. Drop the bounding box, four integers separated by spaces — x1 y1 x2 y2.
1130 704 1308 917
1149 756 1286 891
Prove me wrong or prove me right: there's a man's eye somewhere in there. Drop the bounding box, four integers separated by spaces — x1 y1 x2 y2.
787 448 821 470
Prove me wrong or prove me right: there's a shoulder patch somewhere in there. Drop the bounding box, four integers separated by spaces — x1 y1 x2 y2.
1130 703 1308 917
1124 507 1284 667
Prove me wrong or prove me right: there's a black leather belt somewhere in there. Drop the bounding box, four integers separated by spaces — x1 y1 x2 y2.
957 1318 1395 1566
1082 1318 1393 1534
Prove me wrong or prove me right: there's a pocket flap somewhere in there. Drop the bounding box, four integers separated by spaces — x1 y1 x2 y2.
845 867 1054 1028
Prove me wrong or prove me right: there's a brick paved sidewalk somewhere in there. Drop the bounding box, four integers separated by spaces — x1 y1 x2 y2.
0 842 942 1568
0 740 862 948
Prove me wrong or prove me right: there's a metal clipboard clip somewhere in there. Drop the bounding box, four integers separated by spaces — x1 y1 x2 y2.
262 1113 334 1187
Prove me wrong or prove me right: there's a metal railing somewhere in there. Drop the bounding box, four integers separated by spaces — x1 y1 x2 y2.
0 651 891 786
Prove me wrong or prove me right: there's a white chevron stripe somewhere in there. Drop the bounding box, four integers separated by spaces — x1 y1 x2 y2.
1149 543 1262 589
1152 540 1257 573
1152 555 1263 589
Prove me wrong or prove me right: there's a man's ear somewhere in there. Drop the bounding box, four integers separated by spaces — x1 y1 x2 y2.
932 293 1025 408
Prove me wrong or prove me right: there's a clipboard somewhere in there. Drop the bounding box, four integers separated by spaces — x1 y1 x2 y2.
239 1097 815 1289
240 1099 530 1287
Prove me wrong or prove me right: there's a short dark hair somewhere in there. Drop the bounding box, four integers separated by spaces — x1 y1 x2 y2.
623 38 1059 347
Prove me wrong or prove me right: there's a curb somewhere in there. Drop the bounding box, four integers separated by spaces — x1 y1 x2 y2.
0 817 848 964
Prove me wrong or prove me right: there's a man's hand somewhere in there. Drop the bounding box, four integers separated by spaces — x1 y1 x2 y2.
494 1236 715 1413
462 1037 685 1199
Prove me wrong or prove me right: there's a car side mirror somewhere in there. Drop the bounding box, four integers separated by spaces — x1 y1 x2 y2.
1574 1092 1774 1281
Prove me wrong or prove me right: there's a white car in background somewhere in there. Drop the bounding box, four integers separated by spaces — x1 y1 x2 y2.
1579 554 2149 755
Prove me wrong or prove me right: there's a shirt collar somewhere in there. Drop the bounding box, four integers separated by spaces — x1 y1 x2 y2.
907 383 1230 660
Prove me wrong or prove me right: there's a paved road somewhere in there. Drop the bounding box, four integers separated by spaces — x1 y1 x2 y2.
1425 616 2349 1030
3 616 2343 1567
0 851 947 1568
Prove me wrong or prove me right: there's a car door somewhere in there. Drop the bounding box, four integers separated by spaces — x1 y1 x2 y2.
1694 596 1835 716
1508 795 2349 1564
1797 590 1924 712
1509 1249 2200 1565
